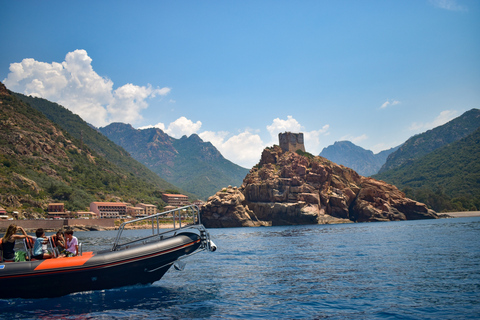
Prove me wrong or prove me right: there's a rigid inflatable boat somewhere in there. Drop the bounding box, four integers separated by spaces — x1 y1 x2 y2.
0 205 215 299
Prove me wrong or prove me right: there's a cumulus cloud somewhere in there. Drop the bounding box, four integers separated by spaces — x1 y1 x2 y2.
200 130 265 169
266 115 302 142
409 110 458 131
139 117 202 138
429 0 467 11
164 117 202 138
3 49 170 127
304 125 330 154
266 116 330 155
142 115 330 168
380 99 401 109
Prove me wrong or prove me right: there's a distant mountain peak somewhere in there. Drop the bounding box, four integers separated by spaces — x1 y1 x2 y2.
320 141 397 176
99 124 249 199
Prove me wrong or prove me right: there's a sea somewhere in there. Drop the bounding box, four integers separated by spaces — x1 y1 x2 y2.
1 217 479 320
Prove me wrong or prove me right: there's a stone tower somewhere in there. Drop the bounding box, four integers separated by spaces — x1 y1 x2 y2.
279 132 305 153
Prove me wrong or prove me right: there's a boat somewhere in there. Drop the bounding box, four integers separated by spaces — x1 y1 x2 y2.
0 205 216 299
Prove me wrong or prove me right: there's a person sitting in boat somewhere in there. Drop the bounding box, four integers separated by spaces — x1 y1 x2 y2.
54 230 66 252
1 224 33 262
64 230 78 257
32 228 54 260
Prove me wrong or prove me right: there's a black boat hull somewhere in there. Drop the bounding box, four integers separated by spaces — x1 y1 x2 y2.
0 232 201 299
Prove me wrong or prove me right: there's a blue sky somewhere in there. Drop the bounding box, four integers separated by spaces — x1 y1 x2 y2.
2 0 479 168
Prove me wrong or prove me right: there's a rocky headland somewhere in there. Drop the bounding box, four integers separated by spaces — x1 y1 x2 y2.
201 143 438 228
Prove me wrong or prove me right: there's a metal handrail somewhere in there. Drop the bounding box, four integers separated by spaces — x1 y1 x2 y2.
111 204 204 251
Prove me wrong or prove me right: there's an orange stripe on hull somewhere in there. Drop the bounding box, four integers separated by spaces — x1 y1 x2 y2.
34 252 94 270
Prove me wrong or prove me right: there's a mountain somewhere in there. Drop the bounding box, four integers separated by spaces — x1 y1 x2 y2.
319 141 399 176
13 92 186 195
373 127 480 212
0 83 183 214
379 109 480 173
99 123 249 200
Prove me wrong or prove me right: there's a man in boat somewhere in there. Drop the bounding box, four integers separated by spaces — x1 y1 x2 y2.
64 230 78 257
32 228 54 260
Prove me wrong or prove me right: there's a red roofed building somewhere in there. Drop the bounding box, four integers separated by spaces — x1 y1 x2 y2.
90 202 127 218
162 194 189 207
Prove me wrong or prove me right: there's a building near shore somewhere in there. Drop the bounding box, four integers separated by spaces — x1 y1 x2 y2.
138 203 157 216
48 203 65 213
90 202 127 218
76 211 97 219
127 206 146 218
162 194 189 207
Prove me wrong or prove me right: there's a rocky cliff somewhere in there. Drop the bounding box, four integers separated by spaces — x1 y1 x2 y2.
201 146 438 227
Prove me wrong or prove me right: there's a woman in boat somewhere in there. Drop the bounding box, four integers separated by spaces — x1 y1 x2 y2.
54 230 66 251
1 224 33 262
32 228 54 260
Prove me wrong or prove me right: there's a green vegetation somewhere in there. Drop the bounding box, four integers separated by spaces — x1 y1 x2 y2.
374 128 480 212
14 93 182 193
296 149 315 159
1 88 189 213
379 109 480 173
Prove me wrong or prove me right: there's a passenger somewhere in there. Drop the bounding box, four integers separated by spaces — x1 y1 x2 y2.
54 230 66 252
1 224 33 262
32 228 54 260
64 230 78 257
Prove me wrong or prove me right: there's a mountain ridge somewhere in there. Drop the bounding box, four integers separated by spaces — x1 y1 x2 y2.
99 123 249 200
1 83 181 213
379 108 480 173
319 141 399 176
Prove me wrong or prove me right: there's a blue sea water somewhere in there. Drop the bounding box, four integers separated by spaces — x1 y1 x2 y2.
1 217 479 319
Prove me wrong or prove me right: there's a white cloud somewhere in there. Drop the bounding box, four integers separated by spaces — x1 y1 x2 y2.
138 122 166 131
429 0 467 11
304 125 330 155
266 116 330 155
3 49 170 127
380 99 401 109
142 115 330 168
163 117 202 138
200 130 265 169
409 110 458 132
266 115 302 142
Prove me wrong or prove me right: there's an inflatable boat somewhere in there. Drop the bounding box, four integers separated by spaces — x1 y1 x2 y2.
0 205 215 299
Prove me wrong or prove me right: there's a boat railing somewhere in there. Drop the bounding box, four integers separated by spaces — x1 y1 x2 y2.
111 204 210 252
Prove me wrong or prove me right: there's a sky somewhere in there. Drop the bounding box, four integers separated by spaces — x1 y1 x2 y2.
1 0 479 168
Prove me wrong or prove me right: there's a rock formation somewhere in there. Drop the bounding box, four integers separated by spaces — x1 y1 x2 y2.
201 143 438 228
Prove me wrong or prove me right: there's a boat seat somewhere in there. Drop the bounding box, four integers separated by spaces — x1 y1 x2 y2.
23 237 36 261
48 235 61 258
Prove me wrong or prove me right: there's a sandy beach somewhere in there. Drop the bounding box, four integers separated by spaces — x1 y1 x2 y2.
445 211 480 218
